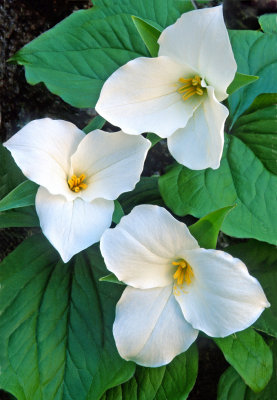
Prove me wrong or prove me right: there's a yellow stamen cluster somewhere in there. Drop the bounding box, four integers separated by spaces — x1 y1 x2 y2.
177 75 204 101
172 259 194 286
68 174 87 192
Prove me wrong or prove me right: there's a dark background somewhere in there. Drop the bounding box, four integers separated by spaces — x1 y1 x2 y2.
0 0 276 399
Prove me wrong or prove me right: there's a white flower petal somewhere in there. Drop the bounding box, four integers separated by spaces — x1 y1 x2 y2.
100 205 199 289
70 130 150 201
158 6 237 101
96 56 202 138
4 118 84 199
113 285 198 367
36 186 114 263
168 87 228 170
174 249 270 337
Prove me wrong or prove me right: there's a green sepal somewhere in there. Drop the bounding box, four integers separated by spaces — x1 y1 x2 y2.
0 180 38 212
112 200 125 224
189 205 235 249
100 273 125 285
227 72 259 96
131 15 161 57
259 13 277 34
83 115 106 133
146 132 161 147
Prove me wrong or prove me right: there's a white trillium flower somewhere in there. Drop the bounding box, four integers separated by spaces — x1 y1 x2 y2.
96 5 237 170
4 118 150 262
100 205 269 367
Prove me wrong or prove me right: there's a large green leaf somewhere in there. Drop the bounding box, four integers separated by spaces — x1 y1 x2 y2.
159 133 277 245
102 344 198 400
232 94 277 175
217 366 247 400
214 328 273 392
0 235 135 400
228 23 277 124
217 340 277 400
11 0 193 108
92 0 194 29
227 240 277 338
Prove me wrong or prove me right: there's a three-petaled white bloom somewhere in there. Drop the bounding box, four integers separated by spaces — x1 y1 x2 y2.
100 205 269 367
4 118 150 262
96 6 237 170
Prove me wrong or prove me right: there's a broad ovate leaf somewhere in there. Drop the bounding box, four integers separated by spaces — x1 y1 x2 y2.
11 0 193 107
0 235 135 399
228 23 277 123
159 93 277 245
102 344 198 400
214 328 273 392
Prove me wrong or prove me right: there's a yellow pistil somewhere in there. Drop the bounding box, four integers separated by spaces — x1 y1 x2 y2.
172 259 194 286
68 173 87 193
177 75 204 101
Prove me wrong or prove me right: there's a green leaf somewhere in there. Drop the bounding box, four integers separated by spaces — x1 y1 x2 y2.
119 176 164 215
227 72 259 96
0 235 135 399
228 28 277 124
12 0 193 108
0 207 39 228
214 328 273 392
217 340 277 400
227 240 277 338
100 273 124 285
188 205 235 249
259 14 277 34
217 366 247 400
232 93 277 175
159 132 277 245
0 143 25 199
132 16 161 57
112 200 125 224
146 132 161 147
244 339 277 400
83 115 106 133
0 180 38 212
102 343 198 400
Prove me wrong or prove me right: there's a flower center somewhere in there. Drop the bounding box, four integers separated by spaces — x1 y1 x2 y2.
68 174 87 192
177 75 205 101
172 259 194 286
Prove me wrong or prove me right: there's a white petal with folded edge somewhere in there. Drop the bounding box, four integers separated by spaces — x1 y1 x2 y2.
174 248 270 337
113 285 198 367
36 186 114 263
96 56 202 138
168 87 228 170
158 6 237 101
70 130 150 202
100 205 199 289
4 118 85 200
